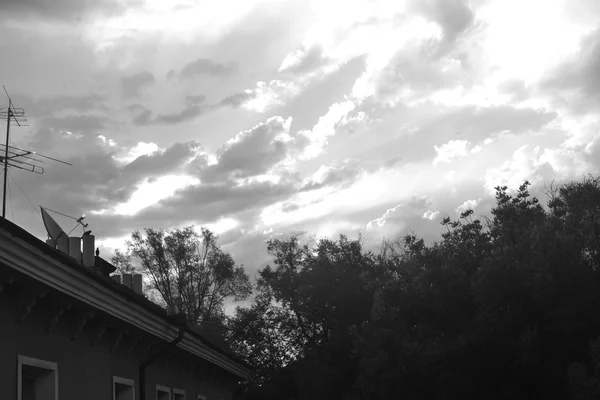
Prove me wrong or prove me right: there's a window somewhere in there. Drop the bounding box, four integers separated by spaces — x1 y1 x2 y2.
17 355 58 400
113 376 135 400
156 385 171 400
172 388 186 400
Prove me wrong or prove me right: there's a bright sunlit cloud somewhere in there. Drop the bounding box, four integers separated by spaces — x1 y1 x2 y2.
113 175 200 216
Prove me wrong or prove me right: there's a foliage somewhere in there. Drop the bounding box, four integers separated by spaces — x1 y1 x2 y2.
228 233 375 399
229 175 600 400
124 226 252 325
111 249 136 275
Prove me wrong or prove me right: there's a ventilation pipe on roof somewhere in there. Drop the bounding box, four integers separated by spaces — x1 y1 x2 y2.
56 234 69 254
139 314 187 400
68 237 81 262
82 234 95 267
132 274 143 295
122 274 133 289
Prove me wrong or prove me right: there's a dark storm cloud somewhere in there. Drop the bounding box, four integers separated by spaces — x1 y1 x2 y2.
167 58 238 80
197 117 295 182
300 160 367 192
154 105 210 124
84 177 299 241
11 128 202 226
122 141 201 179
540 29 600 115
130 93 254 126
0 0 139 21
153 179 297 222
121 71 155 99
131 105 210 126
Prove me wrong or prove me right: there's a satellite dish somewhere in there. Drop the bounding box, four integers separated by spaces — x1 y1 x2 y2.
40 206 67 241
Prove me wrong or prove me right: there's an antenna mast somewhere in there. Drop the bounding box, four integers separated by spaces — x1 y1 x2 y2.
0 86 72 220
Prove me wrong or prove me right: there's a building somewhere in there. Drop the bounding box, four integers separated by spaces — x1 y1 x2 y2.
0 217 251 400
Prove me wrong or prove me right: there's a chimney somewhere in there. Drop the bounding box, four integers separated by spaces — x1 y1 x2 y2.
132 274 143 295
110 275 121 284
122 274 133 289
82 234 95 267
68 237 82 263
57 235 69 254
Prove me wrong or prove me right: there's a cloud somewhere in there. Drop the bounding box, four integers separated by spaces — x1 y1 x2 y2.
384 155 404 168
422 210 440 220
278 45 331 75
112 175 200 216
186 95 206 106
130 81 297 126
199 116 295 182
133 178 298 233
154 105 209 124
11 129 203 227
115 141 161 164
300 160 366 191
121 71 155 98
483 145 557 196
298 100 356 159
540 28 600 115
412 0 478 49
366 194 434 230
122 141 203 182
129 104 154 125
433 139 481 165
168 58 237 79
130 96 210 125
41 115 107 134
420 105 558 141
25 115 109 152
13 94 106 116
219 91 256 108
0 0 137 21
455 198 480 214
238 80 301 112
367 204 403 230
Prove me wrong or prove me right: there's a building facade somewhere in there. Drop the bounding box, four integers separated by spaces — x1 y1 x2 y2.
0 218 251 400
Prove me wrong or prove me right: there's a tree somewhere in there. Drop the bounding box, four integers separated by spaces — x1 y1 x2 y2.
353 178 600 399
225 176 600 399
228 233 376 399
111 249 136 275
125 225 252 326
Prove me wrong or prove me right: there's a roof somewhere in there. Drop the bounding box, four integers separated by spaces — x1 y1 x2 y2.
0 217 251 378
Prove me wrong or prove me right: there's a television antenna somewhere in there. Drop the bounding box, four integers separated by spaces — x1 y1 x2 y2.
0 85 72 220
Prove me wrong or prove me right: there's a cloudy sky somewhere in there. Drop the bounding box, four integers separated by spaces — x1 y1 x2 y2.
1 0 600 277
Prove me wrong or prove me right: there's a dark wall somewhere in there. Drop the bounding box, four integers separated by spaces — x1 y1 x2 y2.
0 275 235 400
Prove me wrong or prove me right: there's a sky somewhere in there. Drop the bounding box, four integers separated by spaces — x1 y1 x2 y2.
1 0 600 281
